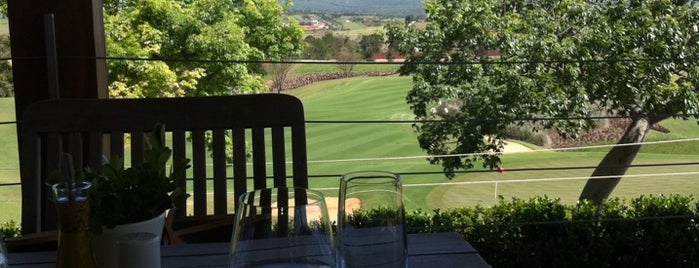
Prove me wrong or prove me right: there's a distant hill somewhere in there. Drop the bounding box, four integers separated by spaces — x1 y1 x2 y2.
289 0 425 16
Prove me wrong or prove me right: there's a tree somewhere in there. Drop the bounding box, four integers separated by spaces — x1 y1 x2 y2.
334 36 361 77
0 35 11 97
359 33 385 60
404 14 416 24
336 46 361 77
0 0 6 17
303 33 355 60
104 0 305 98
303 34 335 60
0 0 10 97
387 0 699 205
265 62 295 93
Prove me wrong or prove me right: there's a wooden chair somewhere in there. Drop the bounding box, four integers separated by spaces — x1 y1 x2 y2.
14 94 308 247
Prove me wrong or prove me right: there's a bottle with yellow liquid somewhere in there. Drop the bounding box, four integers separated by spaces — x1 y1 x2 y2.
52 181 96 268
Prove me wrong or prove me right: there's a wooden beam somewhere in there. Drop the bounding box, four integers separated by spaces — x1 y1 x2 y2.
8 0 108 120
8 1 108 232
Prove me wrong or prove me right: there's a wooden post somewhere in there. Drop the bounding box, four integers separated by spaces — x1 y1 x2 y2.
8 0 108 233
8 0 108 120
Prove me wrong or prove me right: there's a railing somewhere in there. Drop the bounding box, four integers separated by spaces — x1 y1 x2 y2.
2 56 699 227
2 117 699 199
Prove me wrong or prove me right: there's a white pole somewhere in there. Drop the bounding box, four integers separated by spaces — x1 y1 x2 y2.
494 180 498 201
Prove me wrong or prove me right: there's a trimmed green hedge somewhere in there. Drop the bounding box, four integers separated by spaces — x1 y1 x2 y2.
3 195 696 266
405 195 699 267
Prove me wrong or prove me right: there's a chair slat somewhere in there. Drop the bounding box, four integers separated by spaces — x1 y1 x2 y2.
87 132 103 172
19 132 41 234
276 185 289 237
251 127 266 190
212 129 227 215
45 134 62 177
130 131 144 167
232 128 247 211
271 126 286 188
109 131 124 161
191 130 207 216
66 133 83 168
291 124 309 189
18 94 308 243
172 130 187 219
43 133 61 231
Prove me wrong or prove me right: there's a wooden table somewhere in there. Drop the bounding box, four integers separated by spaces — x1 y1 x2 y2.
8 232 491 267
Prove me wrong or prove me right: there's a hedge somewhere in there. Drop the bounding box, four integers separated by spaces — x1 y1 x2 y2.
2 194 696 266
405 195 699 267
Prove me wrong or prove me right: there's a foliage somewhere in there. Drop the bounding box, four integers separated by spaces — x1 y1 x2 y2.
81 123 190 233
301 32 367 75
104 0 305 98
303 33 360 60
386 0 699 202
201 130 251 164
290 62 398 76
265 62 295 93
269 219 333 236
0 220 20 238
502 124 547 146
397 195 699 267
0 34 11 97
335 42 362 77
0 0 6 17
359 33 385 59
345 206 404 228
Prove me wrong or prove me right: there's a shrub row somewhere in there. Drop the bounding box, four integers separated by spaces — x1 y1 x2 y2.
405 195 699 267
278 71 396 91
3 195 696 266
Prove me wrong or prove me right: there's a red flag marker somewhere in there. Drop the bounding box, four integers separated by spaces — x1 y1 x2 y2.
496 166 505 174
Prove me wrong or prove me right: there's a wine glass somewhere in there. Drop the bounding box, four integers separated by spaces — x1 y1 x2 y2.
337 171 407 268
229 187 336 268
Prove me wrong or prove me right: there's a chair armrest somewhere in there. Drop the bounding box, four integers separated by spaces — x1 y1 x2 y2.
163 209 235 245
5 230 58 252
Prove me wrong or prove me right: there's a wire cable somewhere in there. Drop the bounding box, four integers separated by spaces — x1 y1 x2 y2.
306 115 699 124
306 137 699 164
53 55 699 66
310 170 699 191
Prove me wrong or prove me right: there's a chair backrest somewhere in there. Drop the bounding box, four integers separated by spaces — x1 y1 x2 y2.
18 94 308 235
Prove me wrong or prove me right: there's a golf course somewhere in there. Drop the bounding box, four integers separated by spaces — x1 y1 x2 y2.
1 74 699 224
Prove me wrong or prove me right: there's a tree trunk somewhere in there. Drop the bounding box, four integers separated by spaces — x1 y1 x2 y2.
578 116 653 205
264 63 294 93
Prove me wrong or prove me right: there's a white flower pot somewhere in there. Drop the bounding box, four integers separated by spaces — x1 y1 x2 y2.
91 211 166 268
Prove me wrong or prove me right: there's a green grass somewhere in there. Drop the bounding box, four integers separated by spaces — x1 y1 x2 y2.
285 76 699 212
642 118 699 154
0 97 19 222
0 18 8 36
574 117 699 155
428 152 699 208
3 75 699 224
336 26 385 39
289 63 399 76
338 20 368 31
0 98 18 175
287 76 435 209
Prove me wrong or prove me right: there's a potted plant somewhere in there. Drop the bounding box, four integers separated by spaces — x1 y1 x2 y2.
80 123 190 268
